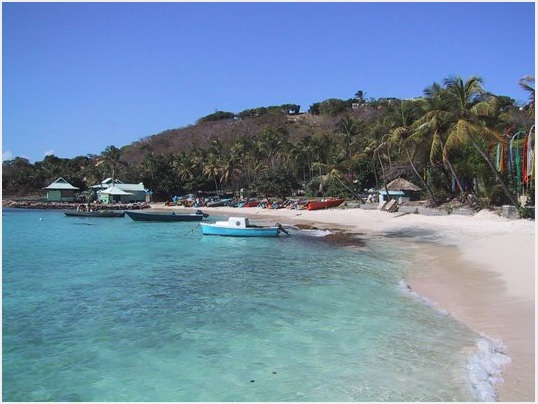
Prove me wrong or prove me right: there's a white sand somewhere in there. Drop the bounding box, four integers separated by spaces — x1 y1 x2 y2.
152 203 535 401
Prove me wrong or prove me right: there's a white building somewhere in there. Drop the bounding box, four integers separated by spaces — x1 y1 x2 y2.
91 178 147 203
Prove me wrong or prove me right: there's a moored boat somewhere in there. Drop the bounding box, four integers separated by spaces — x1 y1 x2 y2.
125 209 209 222
200 217 289 237
305 198 345 211
64 210 125 218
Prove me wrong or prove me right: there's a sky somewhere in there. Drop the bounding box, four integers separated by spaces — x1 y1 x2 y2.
2 1 535 163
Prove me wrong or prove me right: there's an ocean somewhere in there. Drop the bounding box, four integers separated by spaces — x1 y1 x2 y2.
2 208 509 402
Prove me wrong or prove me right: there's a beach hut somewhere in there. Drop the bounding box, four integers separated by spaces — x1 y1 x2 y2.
98 186 133 204
91 178 147 202
43 177 80 202
385 177 422 203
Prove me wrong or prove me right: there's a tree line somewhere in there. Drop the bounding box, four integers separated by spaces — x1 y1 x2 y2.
3 75 535 216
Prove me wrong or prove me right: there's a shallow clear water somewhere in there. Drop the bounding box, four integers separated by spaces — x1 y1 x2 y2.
3 208 481 401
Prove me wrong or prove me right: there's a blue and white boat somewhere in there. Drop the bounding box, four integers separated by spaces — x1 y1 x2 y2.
200 217 289 237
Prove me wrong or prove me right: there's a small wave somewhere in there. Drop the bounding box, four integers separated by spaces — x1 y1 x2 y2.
397 279 448 315
466 335 511 402
302 229 333 237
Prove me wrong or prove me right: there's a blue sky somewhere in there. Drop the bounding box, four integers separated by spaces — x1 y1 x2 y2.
2 2 535 163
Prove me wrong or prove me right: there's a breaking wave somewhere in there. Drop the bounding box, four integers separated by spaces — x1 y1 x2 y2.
466 335 511 402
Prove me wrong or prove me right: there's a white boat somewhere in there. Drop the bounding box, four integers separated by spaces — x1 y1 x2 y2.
200 217 290 237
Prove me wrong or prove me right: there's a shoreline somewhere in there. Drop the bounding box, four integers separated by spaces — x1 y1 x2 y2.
153 203 534 402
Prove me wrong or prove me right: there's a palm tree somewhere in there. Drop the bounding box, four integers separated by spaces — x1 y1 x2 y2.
372 136 392 200
203 141 224 194
171 152 195 187
442 76 519 207
102 145 121 185
293 136 314 184
382 99 438 201
519 75 535 118
407 82 465 196
309 134 334 194
229 136 251 186
335 115 360 158
256 126 290 169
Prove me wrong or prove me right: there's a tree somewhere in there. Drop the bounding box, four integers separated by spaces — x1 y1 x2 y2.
354 90 366 105
38 155 64 183
372 136 392 200
197 111 235 124
381 99 438 202
519 75 535 118
442 76 519 207
102 145 122 184
256 125 290 169
309 98 348 116
335 115 360 158
2 157 40 194
229 136 254 186
203 140 224 193
407 82 465 197
309 134 334 194
254 166 300 198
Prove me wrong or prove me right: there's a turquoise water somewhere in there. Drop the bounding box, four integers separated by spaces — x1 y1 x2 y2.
3 208 492 401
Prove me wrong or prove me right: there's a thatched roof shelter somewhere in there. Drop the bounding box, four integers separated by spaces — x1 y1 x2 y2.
386 177 422 192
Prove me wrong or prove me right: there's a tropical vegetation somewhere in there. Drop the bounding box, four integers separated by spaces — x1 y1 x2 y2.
3 75 535 217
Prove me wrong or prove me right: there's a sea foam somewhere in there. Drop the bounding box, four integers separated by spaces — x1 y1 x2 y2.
398 279 512 402
466 335 511 402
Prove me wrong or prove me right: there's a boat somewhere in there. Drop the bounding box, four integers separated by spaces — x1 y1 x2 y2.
244 200 260 207
64 210 125 218
206 198 232 207
125 209 209 222
200 217 290 237
305 198 345 211
235 198 259 208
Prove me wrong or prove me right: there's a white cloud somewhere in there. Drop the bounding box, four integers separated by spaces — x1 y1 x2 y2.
44 150 55 157
2 150 14 161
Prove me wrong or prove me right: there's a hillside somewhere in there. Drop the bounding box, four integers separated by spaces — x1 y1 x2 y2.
118 104 385 165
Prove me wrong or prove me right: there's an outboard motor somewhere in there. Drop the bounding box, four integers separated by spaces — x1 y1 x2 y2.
276 223 291 235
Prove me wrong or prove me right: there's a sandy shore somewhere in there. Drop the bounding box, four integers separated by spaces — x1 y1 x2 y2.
152 203 535 401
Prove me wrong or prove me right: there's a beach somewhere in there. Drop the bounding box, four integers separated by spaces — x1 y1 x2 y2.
154 203 535 402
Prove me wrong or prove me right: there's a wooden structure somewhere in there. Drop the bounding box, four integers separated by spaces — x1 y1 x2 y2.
43 177 79 202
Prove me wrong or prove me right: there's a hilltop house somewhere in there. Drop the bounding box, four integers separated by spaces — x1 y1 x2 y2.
91 178 147 203
43 177 80 202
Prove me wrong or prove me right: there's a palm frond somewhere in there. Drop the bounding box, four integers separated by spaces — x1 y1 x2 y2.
430 131 443 164
471 99 498 117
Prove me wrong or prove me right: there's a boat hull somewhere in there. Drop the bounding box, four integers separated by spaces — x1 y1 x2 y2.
305 198 344 211
201 223 280 237
64 211 125 218
125 210 207 222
